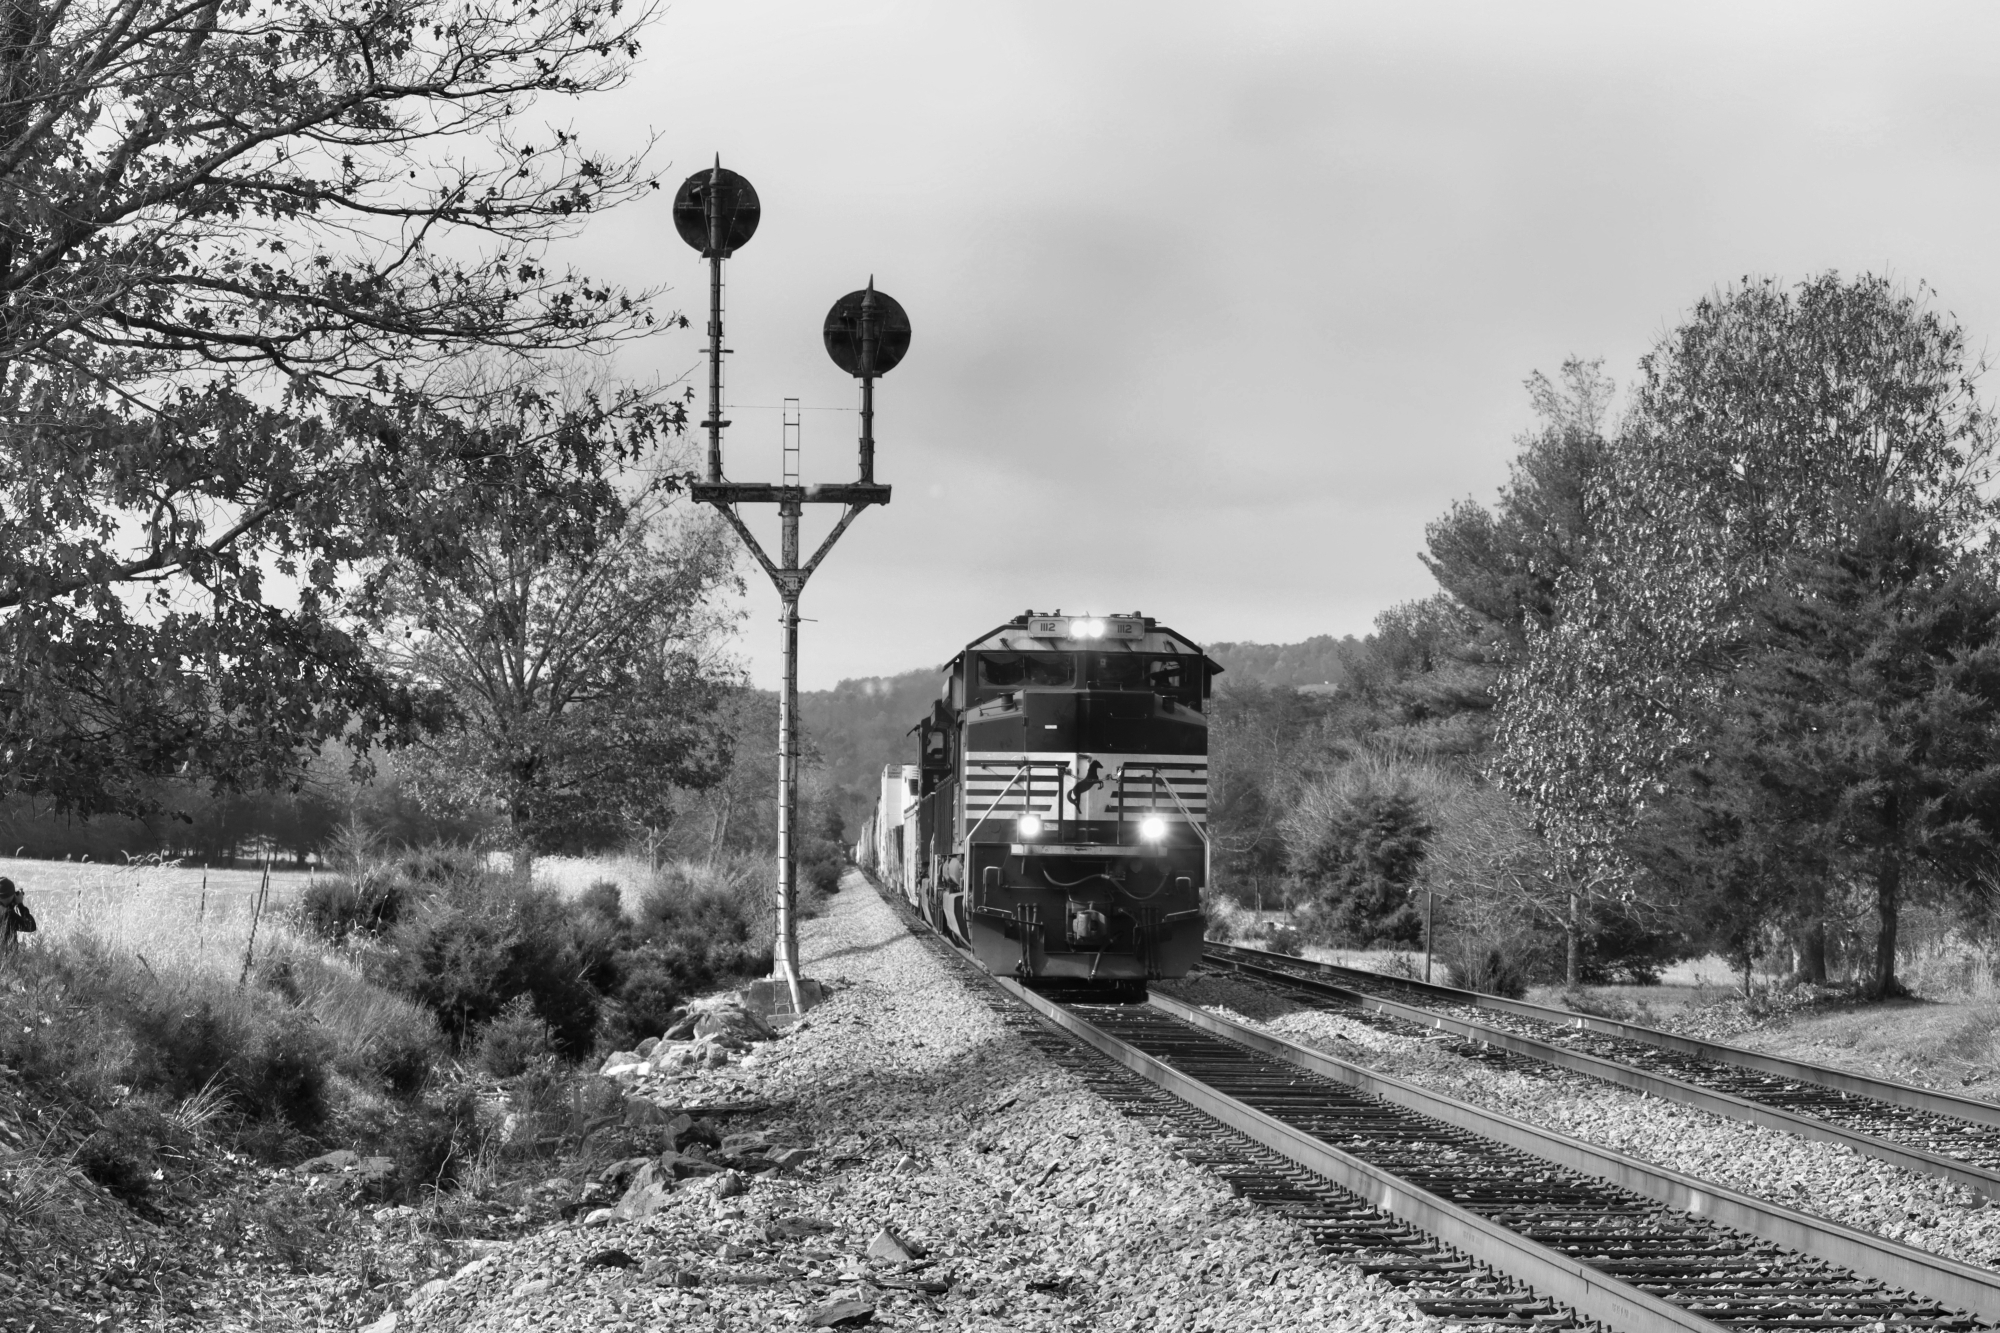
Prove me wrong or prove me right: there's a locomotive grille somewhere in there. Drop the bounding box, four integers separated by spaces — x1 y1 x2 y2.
965 751 1208 822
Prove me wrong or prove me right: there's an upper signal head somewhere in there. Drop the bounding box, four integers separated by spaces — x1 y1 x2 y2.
673 160 760 258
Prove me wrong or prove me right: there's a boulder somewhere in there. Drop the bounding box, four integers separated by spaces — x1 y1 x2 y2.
297 1149 360 1174
689 994 775 1042
622 1095 673 1129
766 1146 816 1172
809 1299 874 1328
612 1162 675 1221
597 1050 643 1076
865 1226 924 1263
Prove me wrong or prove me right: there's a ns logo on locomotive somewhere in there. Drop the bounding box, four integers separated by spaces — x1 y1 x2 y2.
862 612 1220 999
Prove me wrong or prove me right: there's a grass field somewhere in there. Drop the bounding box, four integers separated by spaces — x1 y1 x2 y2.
2 856 317 974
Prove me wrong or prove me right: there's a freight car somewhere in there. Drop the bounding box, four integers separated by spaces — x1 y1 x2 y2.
874 610 1218 996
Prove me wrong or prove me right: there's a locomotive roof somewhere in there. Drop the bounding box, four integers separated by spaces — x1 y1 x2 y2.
944 610 1222 674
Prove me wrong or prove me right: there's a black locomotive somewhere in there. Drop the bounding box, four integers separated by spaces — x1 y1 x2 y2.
862 611 1218 995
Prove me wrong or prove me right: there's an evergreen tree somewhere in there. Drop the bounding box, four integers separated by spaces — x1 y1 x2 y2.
1705 503 2000 997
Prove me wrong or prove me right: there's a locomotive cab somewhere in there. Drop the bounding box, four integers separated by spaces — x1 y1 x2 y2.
888 611 1219 996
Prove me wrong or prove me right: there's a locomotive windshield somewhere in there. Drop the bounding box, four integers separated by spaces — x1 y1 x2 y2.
973 651 1205 707
977 652 1076 689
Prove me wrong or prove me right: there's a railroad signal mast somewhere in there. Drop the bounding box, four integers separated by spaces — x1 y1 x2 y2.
674 159 910 1013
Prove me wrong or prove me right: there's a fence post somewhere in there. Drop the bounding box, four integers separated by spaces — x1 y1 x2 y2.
237 857 272 989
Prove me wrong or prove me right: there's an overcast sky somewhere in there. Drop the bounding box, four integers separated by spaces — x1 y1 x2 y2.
559 1 2000 689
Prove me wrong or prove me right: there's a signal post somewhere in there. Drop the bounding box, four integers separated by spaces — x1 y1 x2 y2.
674 162 911 1013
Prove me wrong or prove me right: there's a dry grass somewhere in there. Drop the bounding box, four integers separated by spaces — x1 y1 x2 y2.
1 856 316 977
525 852 657 901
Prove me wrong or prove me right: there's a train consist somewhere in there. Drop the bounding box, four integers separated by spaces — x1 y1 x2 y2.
859 611 1219 995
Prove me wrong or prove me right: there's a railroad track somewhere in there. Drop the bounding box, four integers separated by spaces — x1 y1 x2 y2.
1201 942 2000 1198
865 875 2000 1331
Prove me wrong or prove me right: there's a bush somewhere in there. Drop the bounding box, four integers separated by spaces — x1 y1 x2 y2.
1254 921 1307 956
296 873 408 943
587 868 777 1050
1438 934 1533 998
126 994 335 1132
474 996 560 1078
297 843 491 944
1286 764 1431 949
75 1100 189 1204
0 937 338 1138
800 841 847 896
577 880 624 921
254 946 445 1100
372 879 603 1058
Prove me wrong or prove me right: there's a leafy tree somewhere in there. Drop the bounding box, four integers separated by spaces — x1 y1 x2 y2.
0 0 668 818
1493 274 1999 984
375 473 741 860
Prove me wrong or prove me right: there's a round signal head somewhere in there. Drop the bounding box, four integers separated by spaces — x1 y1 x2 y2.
672 165 760 257
824 286 912 377
1016 813 1043 839
1139 814 1168 841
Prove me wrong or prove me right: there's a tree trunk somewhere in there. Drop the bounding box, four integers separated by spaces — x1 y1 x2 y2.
1794 879 1828 986
1871 851 1901 1000
1564 889 1580 988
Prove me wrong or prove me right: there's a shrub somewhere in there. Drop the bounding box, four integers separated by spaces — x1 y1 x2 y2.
125 993 334 1132
296 872 409 943
1439 935 1532 998
255 945 445 1100
1254 921 1307 956
0 937 338 1137
338 1088 482 1201
474 996 560 1078
1286 764 1431 949
74 1100 190 1204
801 841 847 896
577 880 624 921
372 876 602 1057
584 870 776 1050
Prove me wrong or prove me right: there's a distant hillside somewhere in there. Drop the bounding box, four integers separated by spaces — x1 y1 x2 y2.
799 667 942 831
1205 635 1360 692
800 636 1358 832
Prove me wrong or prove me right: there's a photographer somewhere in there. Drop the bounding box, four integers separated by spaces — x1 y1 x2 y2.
0 877 34 956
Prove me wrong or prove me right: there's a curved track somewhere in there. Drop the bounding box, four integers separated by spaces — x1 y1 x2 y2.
1202 942 2000 1197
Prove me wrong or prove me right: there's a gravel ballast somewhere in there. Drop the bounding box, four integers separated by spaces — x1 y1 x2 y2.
1159 973 2000 1275
397 881 1449 1333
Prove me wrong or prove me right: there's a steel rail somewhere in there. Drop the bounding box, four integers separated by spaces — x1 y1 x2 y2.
1203 947 2000 1201
1150 991 2000 1323
997 977 1738 1333
1205 941 2000 1128
861 869 1580 1326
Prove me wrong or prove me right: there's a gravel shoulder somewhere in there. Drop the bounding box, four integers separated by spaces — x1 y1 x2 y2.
1158 973 2000 1275
398 880 1448 1333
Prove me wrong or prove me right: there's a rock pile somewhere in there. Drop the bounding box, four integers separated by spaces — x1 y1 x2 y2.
598 993 785 1082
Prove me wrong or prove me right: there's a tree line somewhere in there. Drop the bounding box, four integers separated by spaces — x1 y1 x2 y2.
1212 273 2000 1000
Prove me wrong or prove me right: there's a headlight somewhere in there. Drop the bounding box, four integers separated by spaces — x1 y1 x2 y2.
1139 814 1167 840
1016 813 1043 839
